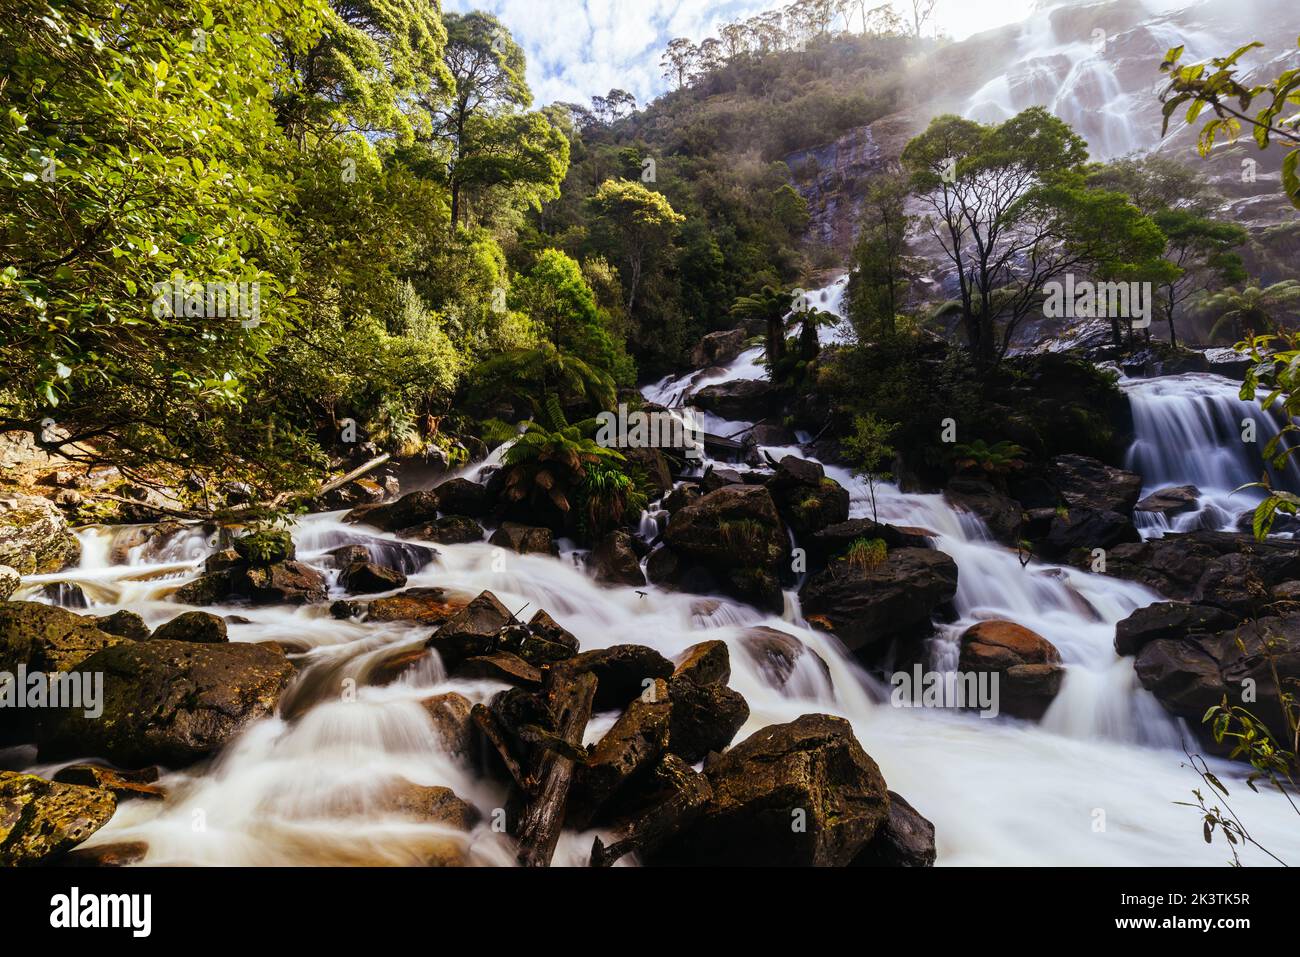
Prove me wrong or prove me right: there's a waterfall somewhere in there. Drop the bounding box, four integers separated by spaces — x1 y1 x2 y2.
1123 373 1300 536
10 277 1300 867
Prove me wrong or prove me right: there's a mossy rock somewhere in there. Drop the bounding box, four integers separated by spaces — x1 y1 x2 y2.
0 771 117 866
0 493 80 575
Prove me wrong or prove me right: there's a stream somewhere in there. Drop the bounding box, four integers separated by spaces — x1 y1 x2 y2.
9 278 1300 867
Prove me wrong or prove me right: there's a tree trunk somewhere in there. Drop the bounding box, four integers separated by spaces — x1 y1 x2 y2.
515 668 597 867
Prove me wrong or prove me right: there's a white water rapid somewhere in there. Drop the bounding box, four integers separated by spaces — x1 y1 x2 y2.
9 278 1300 867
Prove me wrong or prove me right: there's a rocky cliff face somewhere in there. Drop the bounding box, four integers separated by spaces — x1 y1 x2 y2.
786 0 1300 261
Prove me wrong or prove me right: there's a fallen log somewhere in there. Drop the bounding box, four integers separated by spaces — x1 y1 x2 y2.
515 668 597 868
470 704 532 794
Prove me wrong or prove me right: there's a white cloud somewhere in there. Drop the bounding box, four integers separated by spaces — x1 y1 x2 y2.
443 0 1038 108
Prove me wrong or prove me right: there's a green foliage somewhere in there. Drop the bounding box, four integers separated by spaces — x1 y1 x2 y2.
1159 39 1300 208
234 527 295 566
1204 281 1300 342
951 440 1028 477
842 537 887 572
843 413 897 522
1236 330 1300 538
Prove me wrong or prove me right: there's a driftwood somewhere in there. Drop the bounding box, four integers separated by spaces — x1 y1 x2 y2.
311 453 392 501
589 754 712 867
515 668 597 868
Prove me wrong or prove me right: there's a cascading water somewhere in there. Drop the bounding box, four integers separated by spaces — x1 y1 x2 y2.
1123 373 1300 537
9 277 1300 867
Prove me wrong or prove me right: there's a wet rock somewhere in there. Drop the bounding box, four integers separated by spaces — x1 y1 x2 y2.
590 530 645 587
1114 602 1239 657
510 610 580 666
152 610 228 644
0 771 117 865
0 602 124 674
590 753 712 867
664 485 790 613
345 491 442 533
645 545 686 587
740 626 833 694
1136 486 1202 518
420 692 474 757
0 565 19 602
666 673 749 765
379 780 479 831
767 456 850 537
1049 455 1143 516
662 483 703 514
338 561 408 595
433 478 490 519
657 715 890 866
699 466 747 492
672 640 730 687
690 328 746 368
0 493 81 575
799 548 959 655
35 639 296 767
569 680 672 829
748 423 798 446
243 561 328 606
400 515 484 545
851 791 936 867
63 840 149 867
94 610 151 641
691 379 784 421
1136 615 1300 738
1101 532 1300 613
318 477 387 511
808 520 933 566
52 765 165 802
427 591 516 667
1037 507 1140 560
489 522 557 556
366 588 468 626
556 644 675 711
365 645 431 687
622 447 675 496
945 479 1024 545
958 620 1063 721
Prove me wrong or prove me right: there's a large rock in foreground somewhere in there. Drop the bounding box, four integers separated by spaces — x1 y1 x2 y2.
657 715 889 866
36 639 296 767
799 548 958 656
0 771 117 865
0 493 80 574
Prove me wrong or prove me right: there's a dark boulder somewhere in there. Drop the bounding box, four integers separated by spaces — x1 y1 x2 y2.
338 561 408 595
1050 455 1143 516
799 548 958 656
0 493 81 575
0 602 124 675
1037 508 1140 560
242 561 328 606
1114 602 1240 657
672 640 731 687
151 611 228 644
94 610 151 641
489 522 557 556
851 791 937 867
665 673 749 764
344 491 441 533
400 515 484 545
433 478 490 519
36 640 296 767
691 379 784 421
1136 486 1202 518
568 681 672 829
945 479 1024 545
690 328 746 368
555 644 674 711
766 456 851 537
589 531 645 588
427 591 516 667
740 626 833 695
657 715 890 866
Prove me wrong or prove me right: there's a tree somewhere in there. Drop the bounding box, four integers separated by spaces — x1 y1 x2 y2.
1152 210 1247 346
661 38 699 89
430 12 565 232
909 0 938 39
1204 281 1300 341
588 179 685 316
903 108 1170 363
1159 39 1300 208
847 171 915 338
273 0 450 146
731 286 797 369
0 0 325 487
844 413 897 523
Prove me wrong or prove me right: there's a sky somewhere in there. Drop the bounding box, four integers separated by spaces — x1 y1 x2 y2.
444 0 1039 108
